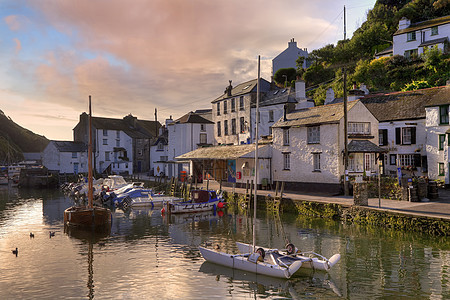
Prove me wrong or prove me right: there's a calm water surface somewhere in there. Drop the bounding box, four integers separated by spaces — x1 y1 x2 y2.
0 187 449 299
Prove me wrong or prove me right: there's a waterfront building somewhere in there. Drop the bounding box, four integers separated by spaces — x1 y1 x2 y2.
42 141 88 174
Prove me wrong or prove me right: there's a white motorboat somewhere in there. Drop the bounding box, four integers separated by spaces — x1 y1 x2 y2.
235 242 341 271
164 189 224 214
131 195 183 208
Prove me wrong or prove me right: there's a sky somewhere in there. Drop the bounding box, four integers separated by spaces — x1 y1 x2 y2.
0 0 377 140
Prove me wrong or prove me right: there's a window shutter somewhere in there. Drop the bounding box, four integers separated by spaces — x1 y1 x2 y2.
395 128 401 145
411 127 416 144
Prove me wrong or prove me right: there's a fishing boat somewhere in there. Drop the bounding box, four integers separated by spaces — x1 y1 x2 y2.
64 96 111 228
199 57 304 279
163 189 224 214
235 242 341 271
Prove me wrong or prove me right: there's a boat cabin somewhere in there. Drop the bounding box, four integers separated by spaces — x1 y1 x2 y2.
191 190 216 203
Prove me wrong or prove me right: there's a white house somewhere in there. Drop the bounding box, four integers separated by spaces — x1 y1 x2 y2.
360 88 447 177
212 79 271 145
271 100 383 193
167 111 214 180
272 38 309 75
42 141 88 174
150 121 170 177
73 113 160 175
393 15 450 58
425 84 450 184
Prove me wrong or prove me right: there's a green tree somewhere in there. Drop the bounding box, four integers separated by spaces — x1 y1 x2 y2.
273 68 297 86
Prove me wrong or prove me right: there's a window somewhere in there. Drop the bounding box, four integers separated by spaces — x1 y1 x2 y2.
239 96 244 111
231 118 236 135
223 100 227 114
313 153 321 171
283 128 289 145
307 126 320 144
160 156 168 161
404 49 418 59
199 133 207 144
200 124 206 131
431 26 438 36
379 129 388 146
439 134 446 150
439 163 445 176
217 121 221 137
103 139 108 145
395 127 416 145
398 154 421 167
72 152 77 158
269 110 274 122
240 117 245 133
348 122 370 135
157 143 164 151
217 103 220 116
407 31 416 41
390 154 396 165
364 153 376 171
224 120 228 136
440 105 449 124
103 129 108 136
283 153 290 170
105 152 110 161
231 98 235 112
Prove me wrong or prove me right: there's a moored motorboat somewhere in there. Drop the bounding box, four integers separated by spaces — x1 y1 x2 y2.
163 189 224 214
235 242 341 272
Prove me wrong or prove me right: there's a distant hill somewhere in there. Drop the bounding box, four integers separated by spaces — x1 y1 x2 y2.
0 109 49 163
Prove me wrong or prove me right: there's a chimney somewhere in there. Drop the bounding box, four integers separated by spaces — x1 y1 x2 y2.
288 38 297 48
398 17 411 30
295 80 306 100
359 83 369 94
165 116 174 127
324 87 335 105
225 80 232 97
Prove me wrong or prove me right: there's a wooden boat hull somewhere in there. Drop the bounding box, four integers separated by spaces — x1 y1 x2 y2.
236 242 340 271
198 246 302 279
64 206 112 228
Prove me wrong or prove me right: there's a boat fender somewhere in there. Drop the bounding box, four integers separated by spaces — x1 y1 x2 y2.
286 243 296 255
327 254 341 269
161 207 165 214
218 201 224 209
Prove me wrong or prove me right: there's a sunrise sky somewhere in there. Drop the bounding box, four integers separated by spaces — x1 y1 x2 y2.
0 0 376 140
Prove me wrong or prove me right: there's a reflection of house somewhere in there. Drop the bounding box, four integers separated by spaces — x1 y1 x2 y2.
425 85 450 185
176 142 272 186
272 38 309 75
73 113 160 175
167 111 214 179
393 16 450 57
361 88 446 177
42 141 87 174
271 100 383 193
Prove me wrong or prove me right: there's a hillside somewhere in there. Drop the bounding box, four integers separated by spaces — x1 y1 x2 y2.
0 109 49 163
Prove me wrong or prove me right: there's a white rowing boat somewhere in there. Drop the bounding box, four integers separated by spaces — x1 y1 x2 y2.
235 242 341 271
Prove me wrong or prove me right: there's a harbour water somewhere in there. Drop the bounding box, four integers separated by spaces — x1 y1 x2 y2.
0 187 449 299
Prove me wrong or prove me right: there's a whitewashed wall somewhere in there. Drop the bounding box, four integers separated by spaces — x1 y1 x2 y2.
42 142 88 174
95 129 133 174
426 106 450 182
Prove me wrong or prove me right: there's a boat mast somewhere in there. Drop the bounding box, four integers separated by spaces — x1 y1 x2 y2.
88 96 93 208
253 55 260 251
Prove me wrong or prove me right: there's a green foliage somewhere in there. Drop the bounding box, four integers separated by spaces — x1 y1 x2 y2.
273 68 297 86
402 80 432 91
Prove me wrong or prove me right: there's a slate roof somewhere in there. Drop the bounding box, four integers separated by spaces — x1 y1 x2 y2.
272 101 359 128
258 86 298 107
394 15 450 35
212 78 271 103
425 85 450 106
53 141 87 152
361 86 448 122
348 140 386 153
375 45 393 57
194 109 213 122
176 144 267 160
172 111 214 124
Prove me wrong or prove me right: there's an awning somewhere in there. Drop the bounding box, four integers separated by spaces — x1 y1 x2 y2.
176 144 269 161
347 140 386 153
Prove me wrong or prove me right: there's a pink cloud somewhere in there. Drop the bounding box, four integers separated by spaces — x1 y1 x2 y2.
13 38 21 53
